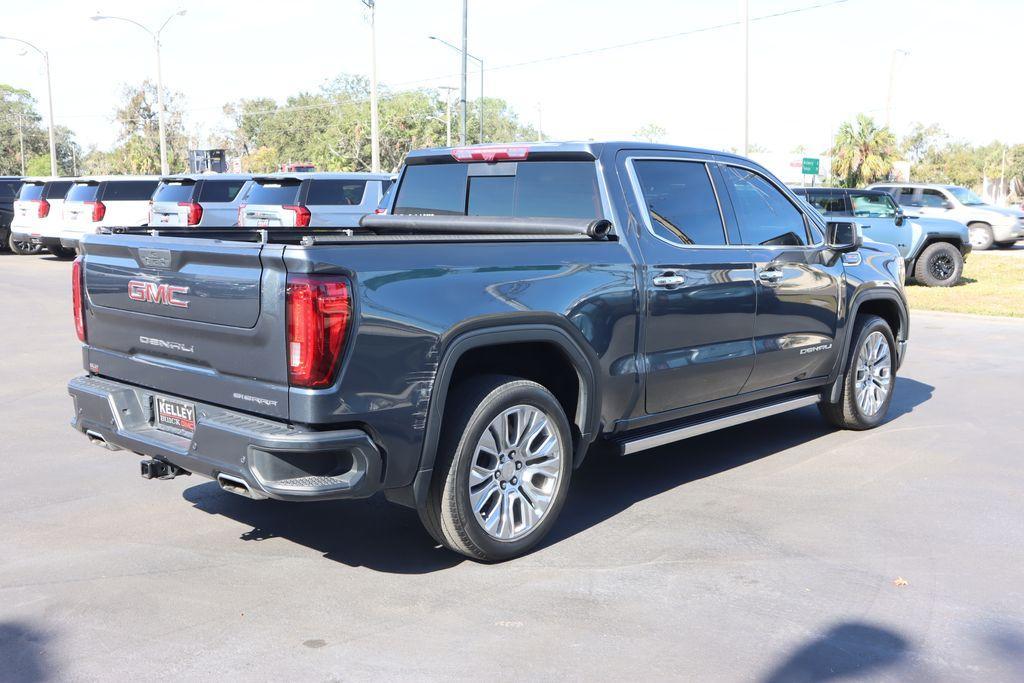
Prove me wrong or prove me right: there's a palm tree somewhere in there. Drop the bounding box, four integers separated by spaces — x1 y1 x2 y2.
830 115 897 187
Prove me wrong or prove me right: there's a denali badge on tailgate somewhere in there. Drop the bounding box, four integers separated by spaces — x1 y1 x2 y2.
127 280 190 308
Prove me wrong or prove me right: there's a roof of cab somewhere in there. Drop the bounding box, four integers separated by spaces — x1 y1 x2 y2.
252 172 393 183
405 140 756 165
71 175 161 183
19 176 72 184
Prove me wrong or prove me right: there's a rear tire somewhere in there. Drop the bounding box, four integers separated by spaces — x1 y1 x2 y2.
913 242 963 287
820 315 897 431
422 375 573 562
48 244 77 260
968 223 995 250
8 233 43 255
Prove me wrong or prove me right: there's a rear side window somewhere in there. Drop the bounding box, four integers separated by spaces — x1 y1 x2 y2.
394 161 601 219
632 160 726 246
198 180 247 203
67 184 99 202
894 187 916 206
305 180 367 206
44 181 72 199
18 184 45 201
153 181 196 203
247 181 300 205
920 189 949 208
721 165 808 246
0 181 22 200
101 181 158 201
804 192 848 215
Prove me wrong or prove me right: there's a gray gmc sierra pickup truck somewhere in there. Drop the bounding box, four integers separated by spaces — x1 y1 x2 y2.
68 142 909 561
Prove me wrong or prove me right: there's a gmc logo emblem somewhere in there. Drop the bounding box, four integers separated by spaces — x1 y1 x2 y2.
127 280 190 308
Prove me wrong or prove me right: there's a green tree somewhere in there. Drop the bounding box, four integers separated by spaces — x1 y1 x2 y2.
89 81 188 175
830 114 897 187
634 123 667 143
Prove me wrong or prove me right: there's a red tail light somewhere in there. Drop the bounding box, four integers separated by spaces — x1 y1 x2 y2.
37 198 51 218
286 275 351 388
86 200 106 222
451 145 529 162
373 207 386 214
179 202 203 226
72 256 86 343
284 205 311 228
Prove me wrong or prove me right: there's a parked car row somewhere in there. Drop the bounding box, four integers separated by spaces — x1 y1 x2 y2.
5 172 395 258
794 182 1024 287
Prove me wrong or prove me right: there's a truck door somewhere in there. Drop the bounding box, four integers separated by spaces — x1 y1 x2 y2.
622 153 757 413
714 162 843 393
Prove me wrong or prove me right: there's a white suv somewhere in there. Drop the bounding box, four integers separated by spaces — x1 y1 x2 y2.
11 177 76 258
868 182 1024 250
57 176 160 249
238 172 392 228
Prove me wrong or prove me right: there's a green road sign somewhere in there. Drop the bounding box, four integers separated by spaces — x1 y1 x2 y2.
802 157 820 175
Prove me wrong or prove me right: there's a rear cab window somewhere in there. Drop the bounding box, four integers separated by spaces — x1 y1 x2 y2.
247 180 300 205
393 161 602 219
100 180 158 201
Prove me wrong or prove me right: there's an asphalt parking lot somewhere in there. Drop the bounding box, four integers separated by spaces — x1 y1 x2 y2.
2 252 1023 681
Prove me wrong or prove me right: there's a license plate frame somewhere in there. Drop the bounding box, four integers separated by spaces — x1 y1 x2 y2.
154 395 196 438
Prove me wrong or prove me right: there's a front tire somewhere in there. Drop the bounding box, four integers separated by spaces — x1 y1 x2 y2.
423 375 573 562
968 223 995 250
820 315 897 431
913 242 963 287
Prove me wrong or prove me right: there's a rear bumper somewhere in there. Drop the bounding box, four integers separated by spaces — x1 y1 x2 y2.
12 231 61 247
68 375 383 501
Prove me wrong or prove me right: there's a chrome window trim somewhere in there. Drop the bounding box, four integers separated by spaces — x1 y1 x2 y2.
625 155 826 251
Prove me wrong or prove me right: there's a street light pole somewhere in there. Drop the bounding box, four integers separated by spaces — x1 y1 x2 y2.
743 0 749 156
429 35 483 144
885 49 910 128
0 35 58 175
362 0 380 172
91 11 187 175
460 0 468 146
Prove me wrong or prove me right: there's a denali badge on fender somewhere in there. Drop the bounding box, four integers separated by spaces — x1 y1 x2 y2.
127 280 190 308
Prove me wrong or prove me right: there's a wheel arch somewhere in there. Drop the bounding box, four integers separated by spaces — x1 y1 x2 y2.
829 288 908 401
395 319 601 511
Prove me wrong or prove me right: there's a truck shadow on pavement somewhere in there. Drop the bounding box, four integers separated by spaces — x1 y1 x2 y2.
759 622 909 682
0 621 52 683
183 377 933 573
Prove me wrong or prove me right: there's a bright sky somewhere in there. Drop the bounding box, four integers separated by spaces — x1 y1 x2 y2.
2 0 1021 155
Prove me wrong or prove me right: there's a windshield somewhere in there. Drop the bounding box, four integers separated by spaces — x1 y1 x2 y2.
247 181 300 205
18 184 45 201
66 184 99 202
947 186 986 206
850 193 898 218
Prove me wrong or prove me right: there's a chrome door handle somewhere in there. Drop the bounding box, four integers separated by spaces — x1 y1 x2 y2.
652 273 686 288
758 268 784 283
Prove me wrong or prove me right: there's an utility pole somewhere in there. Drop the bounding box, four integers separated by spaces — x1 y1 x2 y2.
91 11 187 175
71 144 78 176
439 86 456 146
430 36 483 143
460 0 468 145
743 0 749 156
537 102 543 141
885 49 909 128
1000 147 1007 205
17 114 26 176
363 0 380 172
0 35 58 175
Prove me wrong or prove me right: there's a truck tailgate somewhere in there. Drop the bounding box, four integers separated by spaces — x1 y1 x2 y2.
81 234 290 419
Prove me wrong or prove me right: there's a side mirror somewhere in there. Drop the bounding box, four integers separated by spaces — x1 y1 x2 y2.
895 210 905 226
826 221 861 253
942 200 954 210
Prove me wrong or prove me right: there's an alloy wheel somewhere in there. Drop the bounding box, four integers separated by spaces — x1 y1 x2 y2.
854 331 892 417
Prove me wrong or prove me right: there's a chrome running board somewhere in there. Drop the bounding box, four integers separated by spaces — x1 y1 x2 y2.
621 394 821 455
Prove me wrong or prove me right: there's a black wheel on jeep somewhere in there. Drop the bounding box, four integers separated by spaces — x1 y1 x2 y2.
422 375 573 562
48 244 77 260
820 314 897 431
913 242 963 287
8 233 43 255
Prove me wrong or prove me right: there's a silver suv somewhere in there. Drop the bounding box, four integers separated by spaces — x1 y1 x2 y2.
239 172 392 229
868 182 1024 250
149 174 252 228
